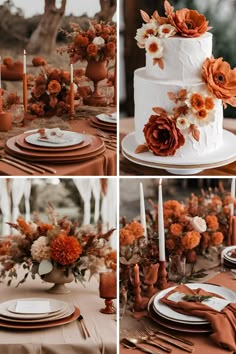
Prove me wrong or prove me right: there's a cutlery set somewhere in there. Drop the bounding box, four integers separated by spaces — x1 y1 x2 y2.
77 314 91 339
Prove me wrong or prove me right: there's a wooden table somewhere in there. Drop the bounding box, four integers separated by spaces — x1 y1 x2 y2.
120 118 236 176
0 118 117 176
0 269 117 354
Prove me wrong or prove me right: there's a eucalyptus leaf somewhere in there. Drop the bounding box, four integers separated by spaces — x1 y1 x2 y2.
38 260 53 276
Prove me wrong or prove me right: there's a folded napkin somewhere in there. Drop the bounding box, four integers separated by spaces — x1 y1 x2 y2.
161 284 236 351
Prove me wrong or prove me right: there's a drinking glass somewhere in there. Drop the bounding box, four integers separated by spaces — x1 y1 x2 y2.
99 270 116 314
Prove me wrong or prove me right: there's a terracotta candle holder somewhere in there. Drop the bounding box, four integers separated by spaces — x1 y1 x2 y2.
69 82 75 119
99 270 116 314
157 260 168 290
143 263 159 299
0 112 12 132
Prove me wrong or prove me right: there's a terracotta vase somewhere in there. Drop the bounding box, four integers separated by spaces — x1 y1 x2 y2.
0 112 12 132
84 60 108 106
42 267 74 294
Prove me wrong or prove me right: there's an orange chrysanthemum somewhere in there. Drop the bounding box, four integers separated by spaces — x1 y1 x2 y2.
74 35 89 47
120 229 135 246
205 215 219 230
190 93 205 110
211 232 224 246
87 43 98 57
195 109 208 120
170 223 183 237
47 80 61 94
181 231 201 250
205 97 215 110
120 221 144 246
202 57 236 107
126 221 144 238
165 0 210 38
50 234 82 265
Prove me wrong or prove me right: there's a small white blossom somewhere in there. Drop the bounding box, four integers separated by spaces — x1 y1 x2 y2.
145 36 163 58
176 116 190 130
135 22 158 48
158 24 176 38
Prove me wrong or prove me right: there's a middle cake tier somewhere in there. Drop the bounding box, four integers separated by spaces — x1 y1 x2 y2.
134 68 224 158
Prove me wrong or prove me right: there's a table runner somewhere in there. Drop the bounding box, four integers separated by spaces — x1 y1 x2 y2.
120 271 236 354
0 119 117 176
0 269 116 354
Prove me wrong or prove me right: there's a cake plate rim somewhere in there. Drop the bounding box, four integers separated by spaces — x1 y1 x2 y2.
121 130 236 175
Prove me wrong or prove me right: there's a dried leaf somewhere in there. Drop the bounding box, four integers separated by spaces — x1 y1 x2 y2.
158 58 164 70
152 10 168 25
164 0 175 17
140 9 150 23
189 124 200 142
178 89 187 101
152 107 167 115
168 91 177 103
226 97 236 107
135 144 149 154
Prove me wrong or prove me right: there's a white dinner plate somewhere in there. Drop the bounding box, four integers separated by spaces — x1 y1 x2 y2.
222 246 236 262
96 113 117 124
1 298 67 319
153 283 236 324
25 131 84 147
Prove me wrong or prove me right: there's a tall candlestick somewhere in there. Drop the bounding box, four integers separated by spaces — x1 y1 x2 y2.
139 182 147 240
23 49 26 74
134 264 140 285
69 64 75 118
70 63 73 84
158 178 165 262
23 50 28 115
230 178 235 216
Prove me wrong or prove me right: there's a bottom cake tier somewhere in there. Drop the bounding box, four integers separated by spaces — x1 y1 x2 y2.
134 68 224 158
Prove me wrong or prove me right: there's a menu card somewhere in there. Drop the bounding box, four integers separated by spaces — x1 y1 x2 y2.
15 300 51 314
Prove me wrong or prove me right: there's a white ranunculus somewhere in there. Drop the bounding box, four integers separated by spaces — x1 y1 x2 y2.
145 36 163 59
191 216 207 233
176 116 190 130
93 36 105 47
158 24 176 38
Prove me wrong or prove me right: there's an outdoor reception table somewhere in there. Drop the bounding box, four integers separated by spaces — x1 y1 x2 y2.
120 271 236 354
120 118 236 176
0 117 117 176
0 270 117 354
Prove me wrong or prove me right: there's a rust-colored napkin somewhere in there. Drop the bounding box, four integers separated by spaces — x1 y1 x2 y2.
161 284 236 351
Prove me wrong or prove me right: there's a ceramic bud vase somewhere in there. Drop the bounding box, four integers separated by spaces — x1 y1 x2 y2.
42 267 74 294
84 59 108 106
0 112 12 132
143 263 159 298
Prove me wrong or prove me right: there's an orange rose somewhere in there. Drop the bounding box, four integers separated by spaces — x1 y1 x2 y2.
205 215 219 230
165 0 210 37
190 93 205 110
170 223 183 237
143 114 185 156
181 231 200 250
87 43 98 57
202 57 236 107
48 80 61 94
211 232 224 246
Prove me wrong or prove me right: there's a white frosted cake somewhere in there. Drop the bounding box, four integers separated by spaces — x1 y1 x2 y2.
133 0 236 158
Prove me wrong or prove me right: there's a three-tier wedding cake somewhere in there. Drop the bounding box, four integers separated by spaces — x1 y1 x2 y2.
133 0 236 158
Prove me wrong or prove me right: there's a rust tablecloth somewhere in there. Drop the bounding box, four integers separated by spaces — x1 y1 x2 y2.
0 119 117 176
120 272 236 354
0 268 116 354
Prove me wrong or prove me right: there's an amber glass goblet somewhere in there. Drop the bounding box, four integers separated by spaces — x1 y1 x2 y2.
99 270 117 314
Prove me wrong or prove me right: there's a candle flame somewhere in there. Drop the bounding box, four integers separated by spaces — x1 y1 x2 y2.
159 178 162 185
24 49 26 55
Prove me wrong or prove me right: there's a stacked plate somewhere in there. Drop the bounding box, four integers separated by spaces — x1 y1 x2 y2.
222 246 236 268
0 297 80 329
148 283 236 333
89 114 117 133
4 130 105 163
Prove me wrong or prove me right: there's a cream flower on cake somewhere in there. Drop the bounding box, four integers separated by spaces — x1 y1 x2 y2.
135 23 158 48
145 36 163 58
158 24 176 38
30 236 51 262
176 116 190 130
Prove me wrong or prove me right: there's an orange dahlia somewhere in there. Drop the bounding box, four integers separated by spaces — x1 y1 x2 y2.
211 232 224 246
74 35 89 47
50 234 82 265
170 223 183 237
48 80 61 94
120 229 135 246
205 215 219 230
181 231 200 250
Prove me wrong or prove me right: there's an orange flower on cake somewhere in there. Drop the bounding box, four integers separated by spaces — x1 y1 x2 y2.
202 56 236 107
164 0 210 37
143 114 185 156
50 234 82 265
185 91 215 126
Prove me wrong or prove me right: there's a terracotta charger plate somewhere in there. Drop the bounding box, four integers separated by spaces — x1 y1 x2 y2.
0 306 80 330
5 135 105 163
89 117 117 132
15 133 92 153
147 296 212 333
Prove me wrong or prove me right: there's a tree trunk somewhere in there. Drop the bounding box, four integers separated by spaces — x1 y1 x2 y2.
95 0 117 22
26 0 66 55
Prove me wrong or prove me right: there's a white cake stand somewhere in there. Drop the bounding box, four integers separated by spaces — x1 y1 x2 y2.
121 130 236 175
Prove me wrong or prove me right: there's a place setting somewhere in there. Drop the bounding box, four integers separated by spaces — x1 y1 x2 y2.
89 112 117 133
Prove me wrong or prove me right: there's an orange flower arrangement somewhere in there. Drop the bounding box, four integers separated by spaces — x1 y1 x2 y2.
120 221 144 246
164 0 210 38
181 231 201 250
50 234 82 265
202 57 236 107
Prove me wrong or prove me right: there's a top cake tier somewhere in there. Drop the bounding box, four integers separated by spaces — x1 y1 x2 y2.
145 32 212 83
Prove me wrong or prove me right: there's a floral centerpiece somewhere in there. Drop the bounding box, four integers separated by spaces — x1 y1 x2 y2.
27 66 85 117
0 204 116 290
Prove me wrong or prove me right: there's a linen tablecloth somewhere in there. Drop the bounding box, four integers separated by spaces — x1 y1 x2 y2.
120 271 236 354
0 119 117 176
0 270 117 354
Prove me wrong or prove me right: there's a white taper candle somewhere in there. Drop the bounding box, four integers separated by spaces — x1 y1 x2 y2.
70 63 73 83
139 182 147 240
158 178 165 262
